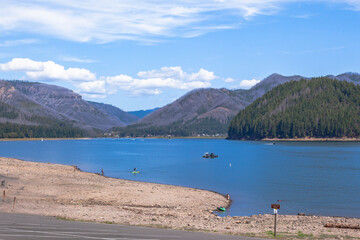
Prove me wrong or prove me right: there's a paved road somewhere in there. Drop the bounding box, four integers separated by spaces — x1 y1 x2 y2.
0 212 265 240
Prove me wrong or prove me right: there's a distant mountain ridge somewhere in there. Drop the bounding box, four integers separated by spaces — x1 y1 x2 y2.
128 108 159 119
0 80 139 135
116 72 360 136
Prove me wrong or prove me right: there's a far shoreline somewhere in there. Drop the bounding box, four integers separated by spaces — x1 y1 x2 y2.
2 136 360 142
0 137 93 141
261 137 360 142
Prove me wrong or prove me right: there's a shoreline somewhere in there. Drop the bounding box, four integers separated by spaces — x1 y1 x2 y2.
2 136 360 142
262 137 360 142
0 137 93 141
1 157 360 239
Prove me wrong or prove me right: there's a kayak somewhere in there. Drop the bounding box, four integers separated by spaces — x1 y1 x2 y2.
131 171 140 174
217 207 226 211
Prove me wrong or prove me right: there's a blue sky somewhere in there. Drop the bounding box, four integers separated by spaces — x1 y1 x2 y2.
0 0 360 111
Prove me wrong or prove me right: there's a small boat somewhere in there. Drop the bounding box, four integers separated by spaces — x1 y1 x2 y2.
131 171 140 174
217 207 226 211
203 152 218 158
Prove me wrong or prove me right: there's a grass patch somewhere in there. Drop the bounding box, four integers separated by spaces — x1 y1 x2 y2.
317 234 338 239
243 233 256 237
56 216 74 221
297 231 313 238
101 221 114 224
264 230 289 238
344 236 360 239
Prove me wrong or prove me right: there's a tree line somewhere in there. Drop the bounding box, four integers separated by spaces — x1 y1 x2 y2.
113 118 228 137
227 77 360 140
0 122 85 138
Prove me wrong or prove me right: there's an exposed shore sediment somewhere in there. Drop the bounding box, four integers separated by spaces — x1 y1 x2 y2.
1 157 359 239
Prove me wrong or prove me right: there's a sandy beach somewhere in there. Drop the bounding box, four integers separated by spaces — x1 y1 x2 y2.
1 157 359 239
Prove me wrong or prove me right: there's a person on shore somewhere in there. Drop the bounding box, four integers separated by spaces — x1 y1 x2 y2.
101 169 104 176
227 193 230 200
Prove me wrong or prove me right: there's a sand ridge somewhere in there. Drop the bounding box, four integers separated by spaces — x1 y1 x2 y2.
1 157 359 239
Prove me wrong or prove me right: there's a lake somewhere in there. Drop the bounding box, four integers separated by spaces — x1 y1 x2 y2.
0 138 359 217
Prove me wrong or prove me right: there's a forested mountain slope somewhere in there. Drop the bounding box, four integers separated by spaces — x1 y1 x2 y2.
227 77 360 140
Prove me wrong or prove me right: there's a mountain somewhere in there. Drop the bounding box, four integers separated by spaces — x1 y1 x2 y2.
115 72 360 137
335 72 360 83
128 108 159 119
227 77 360 140
0 80 138 137
88 101 139 126
115 88 252 136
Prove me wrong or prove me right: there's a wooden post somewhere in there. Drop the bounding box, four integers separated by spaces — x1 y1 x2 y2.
271 204 280 238
2 190 5 201
12 197 16 210
274 211 277 237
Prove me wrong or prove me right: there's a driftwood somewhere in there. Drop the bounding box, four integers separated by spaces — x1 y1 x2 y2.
324 223 360 229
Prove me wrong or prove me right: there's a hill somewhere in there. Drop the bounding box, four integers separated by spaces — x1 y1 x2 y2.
114 88 252 136
88 101 139 126
115 73 360 137
227 77 360 140
0 80 138 137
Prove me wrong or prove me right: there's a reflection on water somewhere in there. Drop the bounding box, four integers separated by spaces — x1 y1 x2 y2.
0 138 359 217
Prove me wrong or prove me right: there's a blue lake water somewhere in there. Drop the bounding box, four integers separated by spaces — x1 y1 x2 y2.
0 138 359 217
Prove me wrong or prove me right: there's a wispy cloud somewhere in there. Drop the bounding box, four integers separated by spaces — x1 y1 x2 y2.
292 14 313 19
281 46 345 55
2 0 358 43
0 39 39 47
61 56 97 63
0 58 217 98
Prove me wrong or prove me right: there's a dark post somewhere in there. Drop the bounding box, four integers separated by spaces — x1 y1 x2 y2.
271 204 280 238
12 197 16 210
3 190 5 201
274 211 277 237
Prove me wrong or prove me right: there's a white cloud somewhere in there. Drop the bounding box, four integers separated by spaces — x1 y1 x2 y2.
0 58 97 82
132 88 162 96
105 75 133 85
2 0 357 43
0 58 215 96
76 80 106 94
189 68 216 81
224 77 235 83
0 58 44 71
26 61 96 82
106 67 214 95
138 66 184 79
239 78 261 89
138 66 216 82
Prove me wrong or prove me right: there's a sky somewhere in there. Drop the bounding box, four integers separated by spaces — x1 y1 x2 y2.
0 0 360 111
